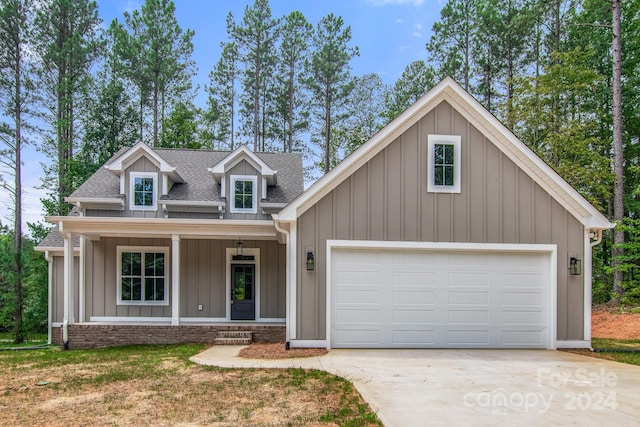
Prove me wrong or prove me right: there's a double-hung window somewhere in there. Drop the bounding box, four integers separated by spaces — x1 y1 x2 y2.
130 172 157 211
427 135 461 193
230 175 257 214
117 246 169 305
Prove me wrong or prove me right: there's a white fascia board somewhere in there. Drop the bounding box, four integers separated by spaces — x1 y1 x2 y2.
278 77 612 231
65 197 125 210
48 216 279 239
208 145 276 184
327 239 557 253
161 200 226 207
34 246 80 255
104 142 183 183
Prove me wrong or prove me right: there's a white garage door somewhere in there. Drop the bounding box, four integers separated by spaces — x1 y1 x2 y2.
330 246 553 349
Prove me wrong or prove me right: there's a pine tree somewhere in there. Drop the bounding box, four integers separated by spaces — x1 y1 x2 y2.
33 0 102 216
0 0 34 343
228 0 280 151
204 40 238 150
271 11 312 153
307 13 359 174
112 0 196 147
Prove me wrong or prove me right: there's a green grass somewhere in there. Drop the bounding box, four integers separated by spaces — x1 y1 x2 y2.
0 332 48 348
591 338 640 366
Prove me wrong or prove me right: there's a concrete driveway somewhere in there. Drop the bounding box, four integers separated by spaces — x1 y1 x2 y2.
191 347 640 426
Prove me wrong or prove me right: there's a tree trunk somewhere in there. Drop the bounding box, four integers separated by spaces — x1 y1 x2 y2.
13 33 24 344
612 0 624 302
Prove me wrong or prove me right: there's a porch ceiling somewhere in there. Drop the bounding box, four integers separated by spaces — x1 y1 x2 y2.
48 216 279 240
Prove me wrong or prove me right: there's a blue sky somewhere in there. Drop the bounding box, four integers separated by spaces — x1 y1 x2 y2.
4 0 442 229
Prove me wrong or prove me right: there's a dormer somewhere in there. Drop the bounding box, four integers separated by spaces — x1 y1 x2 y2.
208 146 278 214
104 142 184 211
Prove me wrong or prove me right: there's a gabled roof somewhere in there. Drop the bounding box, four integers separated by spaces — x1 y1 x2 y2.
104 141 184 183
276 77 614 230
208 145 278 186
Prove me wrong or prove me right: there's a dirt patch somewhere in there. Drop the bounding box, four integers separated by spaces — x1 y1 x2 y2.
592 309 640 340
239 342 328 359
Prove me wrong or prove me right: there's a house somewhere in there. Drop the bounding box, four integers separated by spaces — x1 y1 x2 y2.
37 77 614 350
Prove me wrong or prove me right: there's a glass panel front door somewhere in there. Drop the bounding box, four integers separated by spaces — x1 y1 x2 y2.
231 264 255 320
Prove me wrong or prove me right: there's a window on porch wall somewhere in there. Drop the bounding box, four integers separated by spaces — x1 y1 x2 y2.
118 247 169 305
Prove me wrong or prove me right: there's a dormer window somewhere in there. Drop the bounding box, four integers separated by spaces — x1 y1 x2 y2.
230 175 257 214
130 172 157 211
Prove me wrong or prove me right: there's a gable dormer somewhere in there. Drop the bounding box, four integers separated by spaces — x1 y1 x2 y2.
104 142 184 211
208 145 278 214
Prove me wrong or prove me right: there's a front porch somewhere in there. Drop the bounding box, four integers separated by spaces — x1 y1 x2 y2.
44 217 289 349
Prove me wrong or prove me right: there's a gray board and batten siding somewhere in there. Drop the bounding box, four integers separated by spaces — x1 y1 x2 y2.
296 101 584 342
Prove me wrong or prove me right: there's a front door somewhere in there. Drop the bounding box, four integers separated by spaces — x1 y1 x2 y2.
231 264 255 320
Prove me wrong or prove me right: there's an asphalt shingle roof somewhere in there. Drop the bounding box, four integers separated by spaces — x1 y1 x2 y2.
69 147 304 204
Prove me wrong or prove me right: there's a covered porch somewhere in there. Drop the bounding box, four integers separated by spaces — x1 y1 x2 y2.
45 216 288 349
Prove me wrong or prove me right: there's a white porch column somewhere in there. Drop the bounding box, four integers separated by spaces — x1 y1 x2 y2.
171 234 180 325
62 232 75 347
78 237 86 323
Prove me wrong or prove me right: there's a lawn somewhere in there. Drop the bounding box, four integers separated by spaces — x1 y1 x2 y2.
0 344 381 426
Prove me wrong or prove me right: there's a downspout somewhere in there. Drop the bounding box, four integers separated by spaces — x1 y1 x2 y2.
584 228 605 351
272 215 291 348
46 251 53 345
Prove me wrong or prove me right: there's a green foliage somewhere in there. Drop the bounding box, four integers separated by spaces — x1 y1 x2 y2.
383 60 435 122
0 228 46 337
610 218 640 305
159 101 201 149
204 41 238 150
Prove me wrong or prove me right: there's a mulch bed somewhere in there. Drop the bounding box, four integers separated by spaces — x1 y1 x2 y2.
238 342 328 359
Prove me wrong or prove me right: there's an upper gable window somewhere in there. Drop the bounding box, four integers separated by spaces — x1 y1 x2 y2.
130 172 157 211
230 175 257 214
427 135 461 193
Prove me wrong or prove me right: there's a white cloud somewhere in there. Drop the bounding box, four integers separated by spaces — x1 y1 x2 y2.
415 23 423 30
395 18 405 24
412 31 423 38
367 0 425 6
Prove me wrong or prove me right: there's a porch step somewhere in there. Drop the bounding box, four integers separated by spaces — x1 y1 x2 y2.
214 330 253 346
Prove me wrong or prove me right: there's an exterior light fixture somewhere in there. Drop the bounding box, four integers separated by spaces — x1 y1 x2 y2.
306 249 315 271
569 257 581 276
236 240 243 256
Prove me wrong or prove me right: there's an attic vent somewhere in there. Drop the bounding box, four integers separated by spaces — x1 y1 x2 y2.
232 255 255 261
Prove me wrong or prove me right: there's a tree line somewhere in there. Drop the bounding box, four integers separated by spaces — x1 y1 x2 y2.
0 0 637 342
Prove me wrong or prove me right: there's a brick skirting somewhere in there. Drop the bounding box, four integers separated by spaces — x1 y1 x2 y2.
52 324 286 349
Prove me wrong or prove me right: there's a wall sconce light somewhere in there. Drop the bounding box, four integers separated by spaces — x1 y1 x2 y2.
306 249 315 271
569 257 581 276
236 240 244 256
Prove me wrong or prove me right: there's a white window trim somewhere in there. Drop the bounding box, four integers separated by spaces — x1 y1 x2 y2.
427 134 461 193
129 172 158 211
230 175 258 214
117 246 170 306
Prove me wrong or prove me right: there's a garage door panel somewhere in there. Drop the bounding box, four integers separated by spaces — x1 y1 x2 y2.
334 307 381 323
392 330 435 345
448 330 490 345
392 290 435 305
330 248 550 349
392 309 435 323
502 291 544 306
448 310 489 324
448 291 489 305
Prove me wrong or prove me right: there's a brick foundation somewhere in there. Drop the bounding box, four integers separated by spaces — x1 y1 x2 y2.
52 324 286 349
